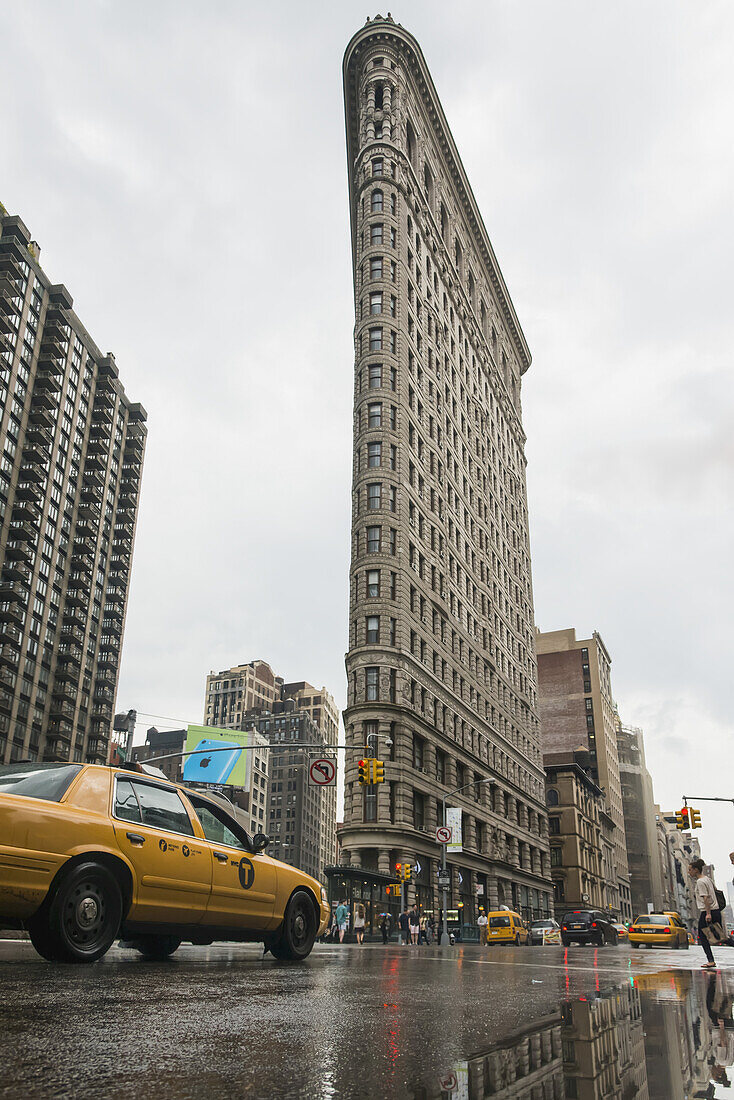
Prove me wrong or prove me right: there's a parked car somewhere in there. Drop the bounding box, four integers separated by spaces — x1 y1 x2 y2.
486 910 528 946
560 909 619 946
628 913 689 950
529 918 561 945
0 762 330 963
611 922 629 942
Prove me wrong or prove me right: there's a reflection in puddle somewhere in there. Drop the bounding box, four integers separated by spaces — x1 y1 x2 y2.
423 970 734 1099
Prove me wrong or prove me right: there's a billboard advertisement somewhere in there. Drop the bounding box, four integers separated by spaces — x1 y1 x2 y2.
182 725 253 788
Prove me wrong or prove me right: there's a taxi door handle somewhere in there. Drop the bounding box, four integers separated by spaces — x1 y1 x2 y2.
213 851 228 863
126 832 145 845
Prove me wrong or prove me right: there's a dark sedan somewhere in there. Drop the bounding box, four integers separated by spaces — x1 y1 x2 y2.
561 909 619 947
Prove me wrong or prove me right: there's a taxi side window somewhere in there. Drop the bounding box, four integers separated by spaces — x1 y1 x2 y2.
114 778 142 823
132 782 195 836
189 799 247 850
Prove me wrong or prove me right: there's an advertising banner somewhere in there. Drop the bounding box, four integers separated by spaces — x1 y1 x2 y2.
182 725 252 789
446 807 463 853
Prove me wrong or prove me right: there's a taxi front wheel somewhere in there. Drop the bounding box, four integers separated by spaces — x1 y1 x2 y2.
270 890 318 961
42 861 123 964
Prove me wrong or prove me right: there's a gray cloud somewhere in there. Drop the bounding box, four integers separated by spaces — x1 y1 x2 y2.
2 0 732 879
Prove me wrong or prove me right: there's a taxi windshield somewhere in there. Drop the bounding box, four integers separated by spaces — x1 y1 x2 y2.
0 763 82 802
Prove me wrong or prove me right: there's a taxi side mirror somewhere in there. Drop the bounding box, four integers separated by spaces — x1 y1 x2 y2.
252 832 270 853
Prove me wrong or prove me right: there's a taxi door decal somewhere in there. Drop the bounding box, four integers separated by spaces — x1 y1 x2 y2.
238 857 255 890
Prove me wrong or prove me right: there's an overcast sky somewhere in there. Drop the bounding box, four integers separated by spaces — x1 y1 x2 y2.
3 1 733 885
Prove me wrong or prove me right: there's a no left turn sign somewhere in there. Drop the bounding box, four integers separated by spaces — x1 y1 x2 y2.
436 826 452 844
309 758 336 786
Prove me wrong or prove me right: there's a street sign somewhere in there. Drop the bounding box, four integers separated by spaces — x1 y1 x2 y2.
308 758 336 786
438 1074 457 1092
437 871 451 888
436 826 451 844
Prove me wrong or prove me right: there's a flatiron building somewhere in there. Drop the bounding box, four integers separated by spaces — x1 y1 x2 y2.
340 17 552 921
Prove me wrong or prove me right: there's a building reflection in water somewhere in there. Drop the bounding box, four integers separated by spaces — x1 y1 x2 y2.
422 970 733 1100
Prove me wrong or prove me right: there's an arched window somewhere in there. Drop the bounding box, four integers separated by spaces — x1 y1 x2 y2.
371 190 383 213
423 163 434 207
546 788 559 807
406 119 417 167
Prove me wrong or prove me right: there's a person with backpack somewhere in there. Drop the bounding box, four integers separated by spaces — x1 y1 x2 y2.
688 858 726 970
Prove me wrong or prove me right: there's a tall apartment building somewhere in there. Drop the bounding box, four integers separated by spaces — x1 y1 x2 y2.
340 16 552 923
0 210 146 766
536 628 631 920
203 660 339 874
616 720 665 916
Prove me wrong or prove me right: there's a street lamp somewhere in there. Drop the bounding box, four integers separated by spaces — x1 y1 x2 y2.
440 778 494 947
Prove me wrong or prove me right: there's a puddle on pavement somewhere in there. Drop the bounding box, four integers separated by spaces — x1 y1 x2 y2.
416 968 734 1099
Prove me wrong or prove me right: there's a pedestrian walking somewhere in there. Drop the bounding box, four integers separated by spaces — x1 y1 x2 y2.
380 912 391 944
354 903 366 945
688 858 724 970
335 899 349 944
477 908 488 946
409 904 420 945
427 914 435 944
399 908 410 946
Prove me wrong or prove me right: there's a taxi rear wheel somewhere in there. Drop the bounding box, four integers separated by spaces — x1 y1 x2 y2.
271 890 318 961
47 862 123 963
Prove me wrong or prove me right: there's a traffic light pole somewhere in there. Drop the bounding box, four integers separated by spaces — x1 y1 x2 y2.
682 796 734 806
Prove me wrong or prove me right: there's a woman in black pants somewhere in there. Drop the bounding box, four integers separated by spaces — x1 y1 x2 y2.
689 858 722 970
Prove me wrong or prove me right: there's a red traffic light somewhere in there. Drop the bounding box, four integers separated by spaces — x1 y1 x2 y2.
358 759 366 767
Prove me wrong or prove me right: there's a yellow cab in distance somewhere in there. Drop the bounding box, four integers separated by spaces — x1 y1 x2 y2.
486 909 529 946
0 761 330 963
628 912 689 950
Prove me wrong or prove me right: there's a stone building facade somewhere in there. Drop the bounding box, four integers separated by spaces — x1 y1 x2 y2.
0 210 146 766
544 751 617 919
340 16 552 923
536 628 632 920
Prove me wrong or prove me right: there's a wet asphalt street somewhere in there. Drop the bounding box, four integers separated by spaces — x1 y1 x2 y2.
1 938 733 1099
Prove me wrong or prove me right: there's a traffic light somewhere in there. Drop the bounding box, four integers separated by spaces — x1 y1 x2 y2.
675 807 690 830
357 759 369 785
395 862 402 880
373 758 385 784
403 863 412 881
690 807 702 829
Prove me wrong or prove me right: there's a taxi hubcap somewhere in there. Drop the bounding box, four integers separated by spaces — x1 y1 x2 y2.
294 914 306 937
77 897 99 927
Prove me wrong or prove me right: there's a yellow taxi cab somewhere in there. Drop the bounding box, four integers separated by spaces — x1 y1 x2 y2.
0 761 330 963
611 922 629 942
486 910 529 946
628 912 689 950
